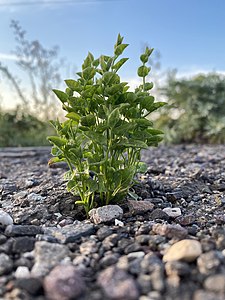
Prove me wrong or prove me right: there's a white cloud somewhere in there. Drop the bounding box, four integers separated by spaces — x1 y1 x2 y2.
0 53 19 62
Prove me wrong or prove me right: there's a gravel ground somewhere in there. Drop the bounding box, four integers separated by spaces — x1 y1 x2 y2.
0 144 225 300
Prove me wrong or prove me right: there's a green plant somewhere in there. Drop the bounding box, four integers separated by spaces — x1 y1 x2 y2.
48 34 165 214
156 72 225 144
0 108 55 147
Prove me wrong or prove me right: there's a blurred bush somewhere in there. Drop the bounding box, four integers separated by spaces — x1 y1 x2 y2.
155 72 225 144
0 107 55 147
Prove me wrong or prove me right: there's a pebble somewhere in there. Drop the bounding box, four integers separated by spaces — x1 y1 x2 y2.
203 274 225 293
44 265 85 300
0 210 13 225
98 266 140 300
0 253 13 275
31 241 71 276
5 224 43 237
163 207 181 218
163 239 202 262
89 205 123 224
152 223 188 239
14 266 30 278
27 192 45 202
197 250 221 275
127 200 154 215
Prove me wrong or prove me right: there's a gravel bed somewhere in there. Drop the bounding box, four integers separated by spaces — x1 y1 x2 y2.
0 144 225 300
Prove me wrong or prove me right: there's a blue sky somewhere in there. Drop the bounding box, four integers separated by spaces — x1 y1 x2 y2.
1 0 225 108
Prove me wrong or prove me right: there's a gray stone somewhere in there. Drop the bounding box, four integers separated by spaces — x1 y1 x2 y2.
204 274 225 293
165 260 191 276
127 200 154 215
193 289 224 300
31 241 70 277
89 205 123 224
15 277 43 295
98 265 140 300
12 237 35 253
0 210 13 226
150 209 170 221
5 224 43 237
96 226 113 240
44 265 85 300
152 223 188 239
27 192 45 202
43 223 95 243
0 253 13 275
197 251 221 275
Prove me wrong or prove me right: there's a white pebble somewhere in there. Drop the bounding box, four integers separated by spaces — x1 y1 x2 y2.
14 266 30 278
115 219 124 227
0 210 13 225
163 207 181 218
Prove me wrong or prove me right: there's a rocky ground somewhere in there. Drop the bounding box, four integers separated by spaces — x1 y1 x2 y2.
0 144 225 300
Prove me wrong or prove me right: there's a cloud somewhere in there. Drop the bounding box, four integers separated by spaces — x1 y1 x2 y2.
0 53 19 61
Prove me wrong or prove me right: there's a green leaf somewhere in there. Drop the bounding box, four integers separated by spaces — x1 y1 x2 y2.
140 96 155 110
114 44 129 56
65 80 81 93
82 67 96 81
47 136 67 148
102 72 120 86
66 112 81 122
116 33 124 46
140 54 148 63
48 157 66 165
144 82 154 91
137 66 151 77
81 115 96 127
136 162 148 173
148 102 167 113
112 58 129 72
53 89 68 103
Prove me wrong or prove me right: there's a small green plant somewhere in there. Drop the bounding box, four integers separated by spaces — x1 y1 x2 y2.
48 34 165 214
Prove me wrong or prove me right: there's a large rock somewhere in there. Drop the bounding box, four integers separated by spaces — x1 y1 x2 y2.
152 223 188 239
163 239 202 262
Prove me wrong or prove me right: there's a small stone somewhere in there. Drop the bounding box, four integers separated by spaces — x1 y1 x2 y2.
204 274 225 293
115 219 124 226
14 266 30 278
0 210 13 226
31 241 70 277
79 240 98 255
43 223 95 243
176 214 196 225
15 277 43 295
89 205 123 224
127 200 154 215
150 209 170 221
5 225 43 237
12 237 35 253
100 253 119 268
163 239 202 262
98 266 140 300
163 207 181 218
0 253 13 275
152 223 188 239
44 265 85 300
96 226 113 241
27 192 45 202
127 251 145 260
197 250 221 275
165 260 191 276
193 289 224 300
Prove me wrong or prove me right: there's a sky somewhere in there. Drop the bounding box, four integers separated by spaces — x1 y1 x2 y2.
1 0 225 109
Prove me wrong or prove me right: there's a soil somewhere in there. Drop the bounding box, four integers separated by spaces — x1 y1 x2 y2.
0 144 225 300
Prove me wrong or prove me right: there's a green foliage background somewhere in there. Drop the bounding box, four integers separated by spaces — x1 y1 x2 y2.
155 72 225 144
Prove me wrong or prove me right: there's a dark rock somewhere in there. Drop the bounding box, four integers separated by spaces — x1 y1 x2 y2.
12 237 35 253
5 225 43 237
15 277 43 295
150 209 170 221
43 223 95 243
